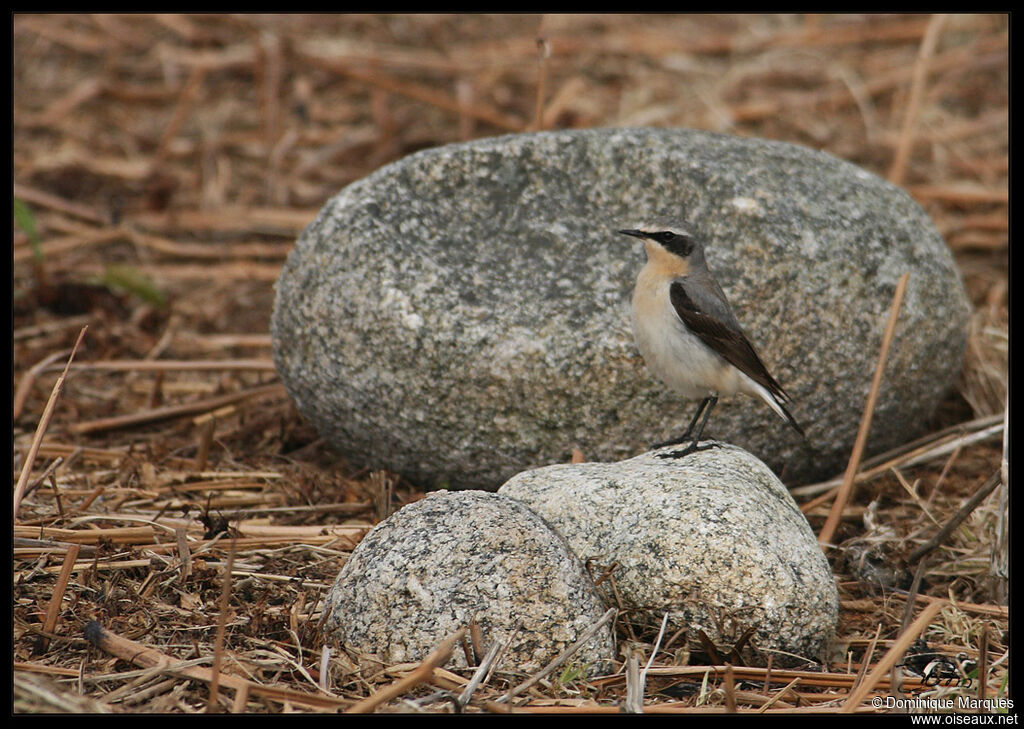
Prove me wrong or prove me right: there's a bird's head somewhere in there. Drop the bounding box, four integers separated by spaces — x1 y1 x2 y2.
618 228 705 271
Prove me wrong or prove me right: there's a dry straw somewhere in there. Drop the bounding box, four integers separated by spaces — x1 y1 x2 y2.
13 13 1006 714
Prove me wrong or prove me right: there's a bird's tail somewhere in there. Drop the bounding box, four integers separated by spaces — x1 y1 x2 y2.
776 399 807 440
752 383 807 440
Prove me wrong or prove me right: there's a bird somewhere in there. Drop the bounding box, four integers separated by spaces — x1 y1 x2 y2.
619 226 805 458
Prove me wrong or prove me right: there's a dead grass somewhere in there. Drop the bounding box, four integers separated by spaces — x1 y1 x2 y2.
13 13 1007 714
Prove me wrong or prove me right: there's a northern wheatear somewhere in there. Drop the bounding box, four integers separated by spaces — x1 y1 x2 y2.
620 227 805 458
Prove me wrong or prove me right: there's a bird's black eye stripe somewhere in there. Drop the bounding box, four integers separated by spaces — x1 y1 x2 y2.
660 232 694 257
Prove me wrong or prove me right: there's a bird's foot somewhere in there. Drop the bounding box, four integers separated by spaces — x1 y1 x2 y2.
651 433 693 450
656 441 721 459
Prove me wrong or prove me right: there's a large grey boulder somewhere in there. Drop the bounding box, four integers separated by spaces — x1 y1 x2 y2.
272 127 969 489
320 490 615 675
499 443 839 665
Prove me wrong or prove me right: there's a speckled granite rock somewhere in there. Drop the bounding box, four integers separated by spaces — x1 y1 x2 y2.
499 443 838 664
319 490 615 675
272 127 970 489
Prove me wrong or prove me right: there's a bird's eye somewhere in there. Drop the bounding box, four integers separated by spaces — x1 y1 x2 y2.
656 232 675 244
663 233 694 257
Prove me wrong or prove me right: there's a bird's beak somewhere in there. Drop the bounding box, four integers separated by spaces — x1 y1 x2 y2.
617 229 646 239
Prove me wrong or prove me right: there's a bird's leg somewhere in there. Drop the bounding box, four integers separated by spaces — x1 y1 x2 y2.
651 396 712 449
658 395 720 459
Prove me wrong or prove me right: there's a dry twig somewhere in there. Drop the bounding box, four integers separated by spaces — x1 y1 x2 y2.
499 607 616 703
14 327 87 519
83 621 352 711
888 14 948 185
345 627 468 713
841 601 943 712
819 273 909 546
908 471 1002 563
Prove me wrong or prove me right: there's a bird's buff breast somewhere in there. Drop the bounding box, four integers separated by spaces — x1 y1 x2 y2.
631 272 743 398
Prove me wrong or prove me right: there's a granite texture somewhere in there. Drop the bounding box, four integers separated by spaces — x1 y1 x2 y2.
319 490 615 675
272 127 970 489
499 443 839 664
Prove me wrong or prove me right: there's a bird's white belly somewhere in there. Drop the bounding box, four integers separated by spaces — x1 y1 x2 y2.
632 284 745 399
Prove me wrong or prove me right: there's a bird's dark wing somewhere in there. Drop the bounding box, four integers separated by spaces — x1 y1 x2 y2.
669 277 791 403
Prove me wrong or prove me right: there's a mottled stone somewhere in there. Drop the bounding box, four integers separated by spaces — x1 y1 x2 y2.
499 443 838 664
320 490 615 675
272 127 970 489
